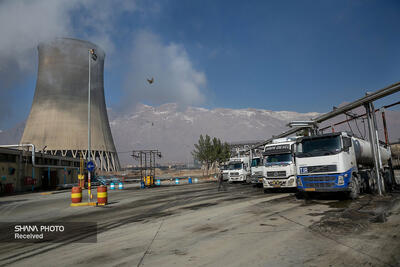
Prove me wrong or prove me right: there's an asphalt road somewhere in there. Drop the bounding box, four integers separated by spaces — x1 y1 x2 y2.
0 181 399 267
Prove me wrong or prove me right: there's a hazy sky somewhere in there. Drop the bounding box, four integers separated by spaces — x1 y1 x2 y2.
1 0 400 130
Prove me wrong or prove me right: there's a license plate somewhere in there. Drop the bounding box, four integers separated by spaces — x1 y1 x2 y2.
258 179 263 182
273 185 281 188
305 188 315 191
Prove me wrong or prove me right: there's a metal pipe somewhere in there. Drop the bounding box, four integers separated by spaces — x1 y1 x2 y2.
319 100 400 132
383 100 400 109
0 144 78 169
313 82 400 123
250 126 309 150
365 104 383 195
249 82 400 151
371 103 384 170
381 108 389 146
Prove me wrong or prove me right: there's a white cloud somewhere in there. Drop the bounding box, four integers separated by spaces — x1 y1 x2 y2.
123 31 206 109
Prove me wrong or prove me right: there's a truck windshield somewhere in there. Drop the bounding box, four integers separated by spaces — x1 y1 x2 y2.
296 136 341 157
265 153 292 164
228 163 243 170
251 158 262 167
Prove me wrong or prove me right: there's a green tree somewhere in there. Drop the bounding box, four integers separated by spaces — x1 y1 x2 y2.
192 135 231 175
220 142 231 164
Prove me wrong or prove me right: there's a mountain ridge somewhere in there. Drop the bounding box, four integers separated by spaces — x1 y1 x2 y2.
1 103 399 166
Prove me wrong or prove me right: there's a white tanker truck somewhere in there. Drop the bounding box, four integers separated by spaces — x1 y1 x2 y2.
296 131 391 198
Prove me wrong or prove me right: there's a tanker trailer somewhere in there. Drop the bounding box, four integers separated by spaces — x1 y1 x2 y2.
295 131 391 199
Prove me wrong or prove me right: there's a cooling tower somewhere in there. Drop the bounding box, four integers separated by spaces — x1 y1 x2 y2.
20 38 120 171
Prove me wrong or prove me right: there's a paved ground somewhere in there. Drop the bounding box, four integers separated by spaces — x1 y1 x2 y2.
0 181 399 267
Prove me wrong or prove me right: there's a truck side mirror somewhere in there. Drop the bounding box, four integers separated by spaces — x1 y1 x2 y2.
343 137 352 151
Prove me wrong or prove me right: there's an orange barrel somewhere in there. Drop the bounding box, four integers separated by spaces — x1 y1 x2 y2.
97 186 108 205
71 186 82 203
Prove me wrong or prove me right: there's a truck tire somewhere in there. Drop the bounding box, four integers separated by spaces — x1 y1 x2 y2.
348 178 359 200
295 191 304 199
264 189 270 194
379 170 386 194
383 168 393 193
367 170 375 194
246 176 251 184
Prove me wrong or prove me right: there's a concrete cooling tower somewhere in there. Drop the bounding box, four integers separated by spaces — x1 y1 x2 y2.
20 38 120 171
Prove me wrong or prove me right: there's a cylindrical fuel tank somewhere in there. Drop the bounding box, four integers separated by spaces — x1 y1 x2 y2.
353 137 391 166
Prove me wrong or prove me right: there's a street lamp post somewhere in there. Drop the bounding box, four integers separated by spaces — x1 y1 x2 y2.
88 48 97 201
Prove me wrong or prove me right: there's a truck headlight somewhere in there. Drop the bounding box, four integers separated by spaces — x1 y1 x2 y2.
287 178 294 186
297 177 302 187
337 175 344 185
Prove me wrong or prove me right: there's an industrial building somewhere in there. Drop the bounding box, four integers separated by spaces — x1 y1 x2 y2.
0 147 80 194
20 38 120 172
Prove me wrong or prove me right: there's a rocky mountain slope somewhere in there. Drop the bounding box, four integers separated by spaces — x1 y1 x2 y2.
1 103 399 166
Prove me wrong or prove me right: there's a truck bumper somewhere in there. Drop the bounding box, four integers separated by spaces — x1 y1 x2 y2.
229 176 245 182
263 176 296 189
297 168 352 192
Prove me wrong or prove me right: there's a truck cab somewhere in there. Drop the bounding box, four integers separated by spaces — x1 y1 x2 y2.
227 156 251 182
262 138 298 191
250 156 264 186
221 164 230 181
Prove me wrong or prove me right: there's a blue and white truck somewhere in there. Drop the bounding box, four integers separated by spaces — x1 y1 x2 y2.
296 132 391 198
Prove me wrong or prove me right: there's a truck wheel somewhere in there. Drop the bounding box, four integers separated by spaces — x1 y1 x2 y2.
246 176 251 184
295 191 304 199
383 168 393 193
264 189 270 194
348 179 359 200
366 170 375 194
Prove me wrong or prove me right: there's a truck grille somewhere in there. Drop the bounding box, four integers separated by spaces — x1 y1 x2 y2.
305 165 337 173
230 172 239 176
268 180 287 186
303 176 336 182
254 171 263 176
267 171 286 177
306 182 335 188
